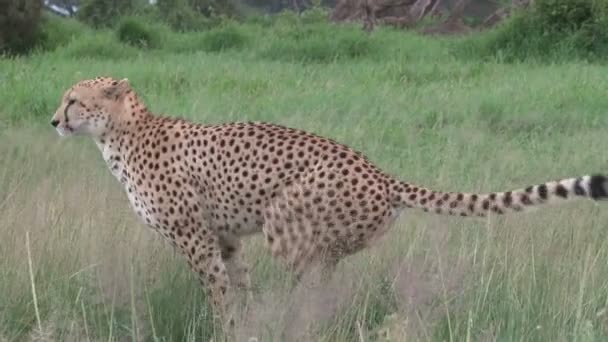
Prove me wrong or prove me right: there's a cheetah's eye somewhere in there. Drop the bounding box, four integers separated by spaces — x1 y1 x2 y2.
68 99 76 106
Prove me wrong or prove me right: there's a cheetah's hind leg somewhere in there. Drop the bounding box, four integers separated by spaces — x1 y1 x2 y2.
219 234 253 306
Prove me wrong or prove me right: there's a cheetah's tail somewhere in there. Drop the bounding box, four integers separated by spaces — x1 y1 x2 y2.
391 175 608 217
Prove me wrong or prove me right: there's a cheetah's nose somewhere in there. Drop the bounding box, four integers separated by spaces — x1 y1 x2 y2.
50 119 59 127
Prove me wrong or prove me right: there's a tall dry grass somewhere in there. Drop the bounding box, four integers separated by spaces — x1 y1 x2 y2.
3 127 608 341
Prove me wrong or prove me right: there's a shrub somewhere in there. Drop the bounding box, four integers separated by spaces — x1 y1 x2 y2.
272 9 301 27
161 3 216 32
189 0 240 19
535 0 596 32
156 0 238 32
117 16 161 49
460 0 608 61
0 0 44 55
270 7 331 28
200 24 249 51
243 13 273 27
77 0 138 28
59 32 139 59
260 23 375 63
299 5 330 25
39 15 91 51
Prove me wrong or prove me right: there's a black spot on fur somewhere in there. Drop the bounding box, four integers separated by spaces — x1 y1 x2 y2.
537 184 548 200
589 175 608 200
574 178 586 196
503 191 512 206
555 184 568 198
482 200 490 210
520 194 532 205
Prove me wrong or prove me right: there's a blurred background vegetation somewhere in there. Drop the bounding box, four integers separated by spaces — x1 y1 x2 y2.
1 0 607 62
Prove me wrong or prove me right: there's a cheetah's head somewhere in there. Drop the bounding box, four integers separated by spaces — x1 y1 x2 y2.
50 76 132 137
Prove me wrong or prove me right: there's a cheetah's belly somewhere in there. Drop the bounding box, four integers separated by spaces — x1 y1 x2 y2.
204 200 267 236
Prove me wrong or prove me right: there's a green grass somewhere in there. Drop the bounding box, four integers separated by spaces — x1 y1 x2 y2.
2 19 608 341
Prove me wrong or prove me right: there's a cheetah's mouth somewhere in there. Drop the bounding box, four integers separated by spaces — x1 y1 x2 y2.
56 124 74 137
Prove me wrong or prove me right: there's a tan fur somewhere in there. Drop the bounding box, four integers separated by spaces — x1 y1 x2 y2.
50 76 608 329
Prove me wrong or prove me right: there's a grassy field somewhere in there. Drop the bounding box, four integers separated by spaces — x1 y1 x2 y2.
2 17 608 341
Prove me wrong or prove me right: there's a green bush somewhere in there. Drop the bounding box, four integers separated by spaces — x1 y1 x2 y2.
162 4 217 32
243 13 273 27
189 0 240 19
156 0 238 32
58 32 139 59
0 0 44 55
460 0 608 61
272 9 301 27
535 0 596 32
260 23 375 63
299 6 330 25
269 7 332 29
116 17 161 49
39 15 91 51
200 24 249 51
77 0 138 28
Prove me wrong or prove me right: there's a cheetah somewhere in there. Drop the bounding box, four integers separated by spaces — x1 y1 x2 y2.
50 76 607 328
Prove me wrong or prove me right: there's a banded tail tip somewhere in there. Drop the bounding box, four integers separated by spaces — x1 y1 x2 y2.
589 175 608 200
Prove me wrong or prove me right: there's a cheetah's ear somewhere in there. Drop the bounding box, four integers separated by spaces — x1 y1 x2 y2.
103 78 131 100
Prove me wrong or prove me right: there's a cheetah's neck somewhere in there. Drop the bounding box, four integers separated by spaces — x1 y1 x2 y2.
95 134 131 185
93 115 152 185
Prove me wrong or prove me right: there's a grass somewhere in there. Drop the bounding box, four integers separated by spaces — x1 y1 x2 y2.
2 17 608 341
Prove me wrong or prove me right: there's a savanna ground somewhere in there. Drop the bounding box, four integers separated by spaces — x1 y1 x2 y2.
2 14 608 342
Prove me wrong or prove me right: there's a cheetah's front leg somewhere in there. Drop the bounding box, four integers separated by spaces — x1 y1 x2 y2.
180 229 237 331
